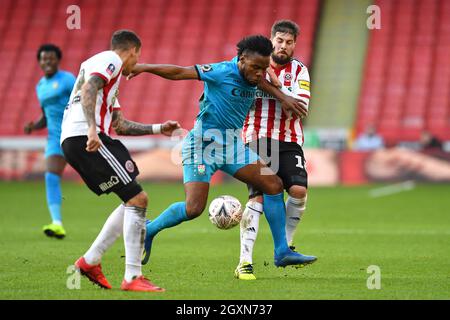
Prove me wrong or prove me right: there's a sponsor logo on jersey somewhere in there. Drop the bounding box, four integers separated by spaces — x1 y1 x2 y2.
99 176 119 192
200 64 212 73
106 63 116 75
125 160 135 173
255 90 275 99
231 88 256 98
299 80 310 91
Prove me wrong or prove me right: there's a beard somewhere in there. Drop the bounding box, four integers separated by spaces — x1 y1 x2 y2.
271 52 292 65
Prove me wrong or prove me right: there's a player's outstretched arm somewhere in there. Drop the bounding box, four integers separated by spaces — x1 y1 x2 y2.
127 64 199 81
112 110 181 137
24 109 47 134
258 79 308 118
81 75 105 152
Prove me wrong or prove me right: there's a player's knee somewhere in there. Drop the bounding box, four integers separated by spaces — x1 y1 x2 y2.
288 185 307 199
126 191 148 208
263 176 283 195
185 200 206 219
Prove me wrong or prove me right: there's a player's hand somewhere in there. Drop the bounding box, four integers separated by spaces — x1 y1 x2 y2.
127 64 147 80
86 127 101 152
24 122 34 134
161 120 182 137
280 96 308 119
266 67 282 88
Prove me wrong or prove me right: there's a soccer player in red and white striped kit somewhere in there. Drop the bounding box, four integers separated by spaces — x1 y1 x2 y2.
235 20 315 280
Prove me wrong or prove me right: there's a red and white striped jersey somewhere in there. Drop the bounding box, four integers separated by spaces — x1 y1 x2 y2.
242 59 311 146
61 51 123 143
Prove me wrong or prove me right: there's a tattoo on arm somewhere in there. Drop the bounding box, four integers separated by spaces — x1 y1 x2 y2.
112 110 155 136
81 75 105 127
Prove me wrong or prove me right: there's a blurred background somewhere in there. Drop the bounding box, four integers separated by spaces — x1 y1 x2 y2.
0 0 449 185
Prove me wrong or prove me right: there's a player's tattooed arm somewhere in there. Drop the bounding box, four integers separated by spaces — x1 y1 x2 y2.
81 75 105 127
258 79 308 118
81 75 105 152
112 110 181 136
24 109 46 134
127 64 199 80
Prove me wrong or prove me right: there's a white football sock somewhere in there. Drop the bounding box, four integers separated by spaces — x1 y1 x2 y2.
123 206 146 282
84 204 124 265
285 195 307 246
239 201 263 265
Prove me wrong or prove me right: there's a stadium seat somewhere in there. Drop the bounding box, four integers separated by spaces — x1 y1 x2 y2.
356 0 450 142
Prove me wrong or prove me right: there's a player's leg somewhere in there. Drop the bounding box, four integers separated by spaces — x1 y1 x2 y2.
120 189 163 292
276 143 309 249
145 181 208 242
64 134 163 291
235 163 316 267
97 136 163 291
83 203 125 265
232 160 289 255
235 187 263 280
62 136 119 289
235 139 266 279
228 157 316 267
142 163 213 265
42 142 67 238
286 186 307 248
224 139 307 265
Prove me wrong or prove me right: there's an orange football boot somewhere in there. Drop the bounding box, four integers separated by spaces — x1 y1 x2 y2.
74 257 112 289
121 276 165 292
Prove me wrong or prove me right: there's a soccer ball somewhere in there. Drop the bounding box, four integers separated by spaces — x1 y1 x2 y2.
208 195 243 230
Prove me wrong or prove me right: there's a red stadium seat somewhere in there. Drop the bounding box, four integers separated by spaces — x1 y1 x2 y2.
356 0 450 143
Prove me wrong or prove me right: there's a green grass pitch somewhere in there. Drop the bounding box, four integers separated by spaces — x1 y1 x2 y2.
0 181 449 300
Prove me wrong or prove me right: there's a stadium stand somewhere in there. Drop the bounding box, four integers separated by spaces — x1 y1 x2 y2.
356 0 450 145
0 0 319 136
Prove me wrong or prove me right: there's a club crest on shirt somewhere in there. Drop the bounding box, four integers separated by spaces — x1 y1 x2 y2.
200 65 212 73
125 160 135 173
284 73 293 81
106 63 115 76
52 81 59 89
197 164 206 175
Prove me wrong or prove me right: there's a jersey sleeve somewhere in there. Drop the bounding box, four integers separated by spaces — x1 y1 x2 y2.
87 52 123 85
292 65 311 110
194 62 227 84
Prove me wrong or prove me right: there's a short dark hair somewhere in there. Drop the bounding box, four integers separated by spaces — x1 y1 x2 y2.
111 29 141 51
271 20 300 40
237 35 273 58
36 44 62 61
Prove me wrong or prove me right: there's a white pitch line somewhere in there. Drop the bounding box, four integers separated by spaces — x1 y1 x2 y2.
369 180 416 198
